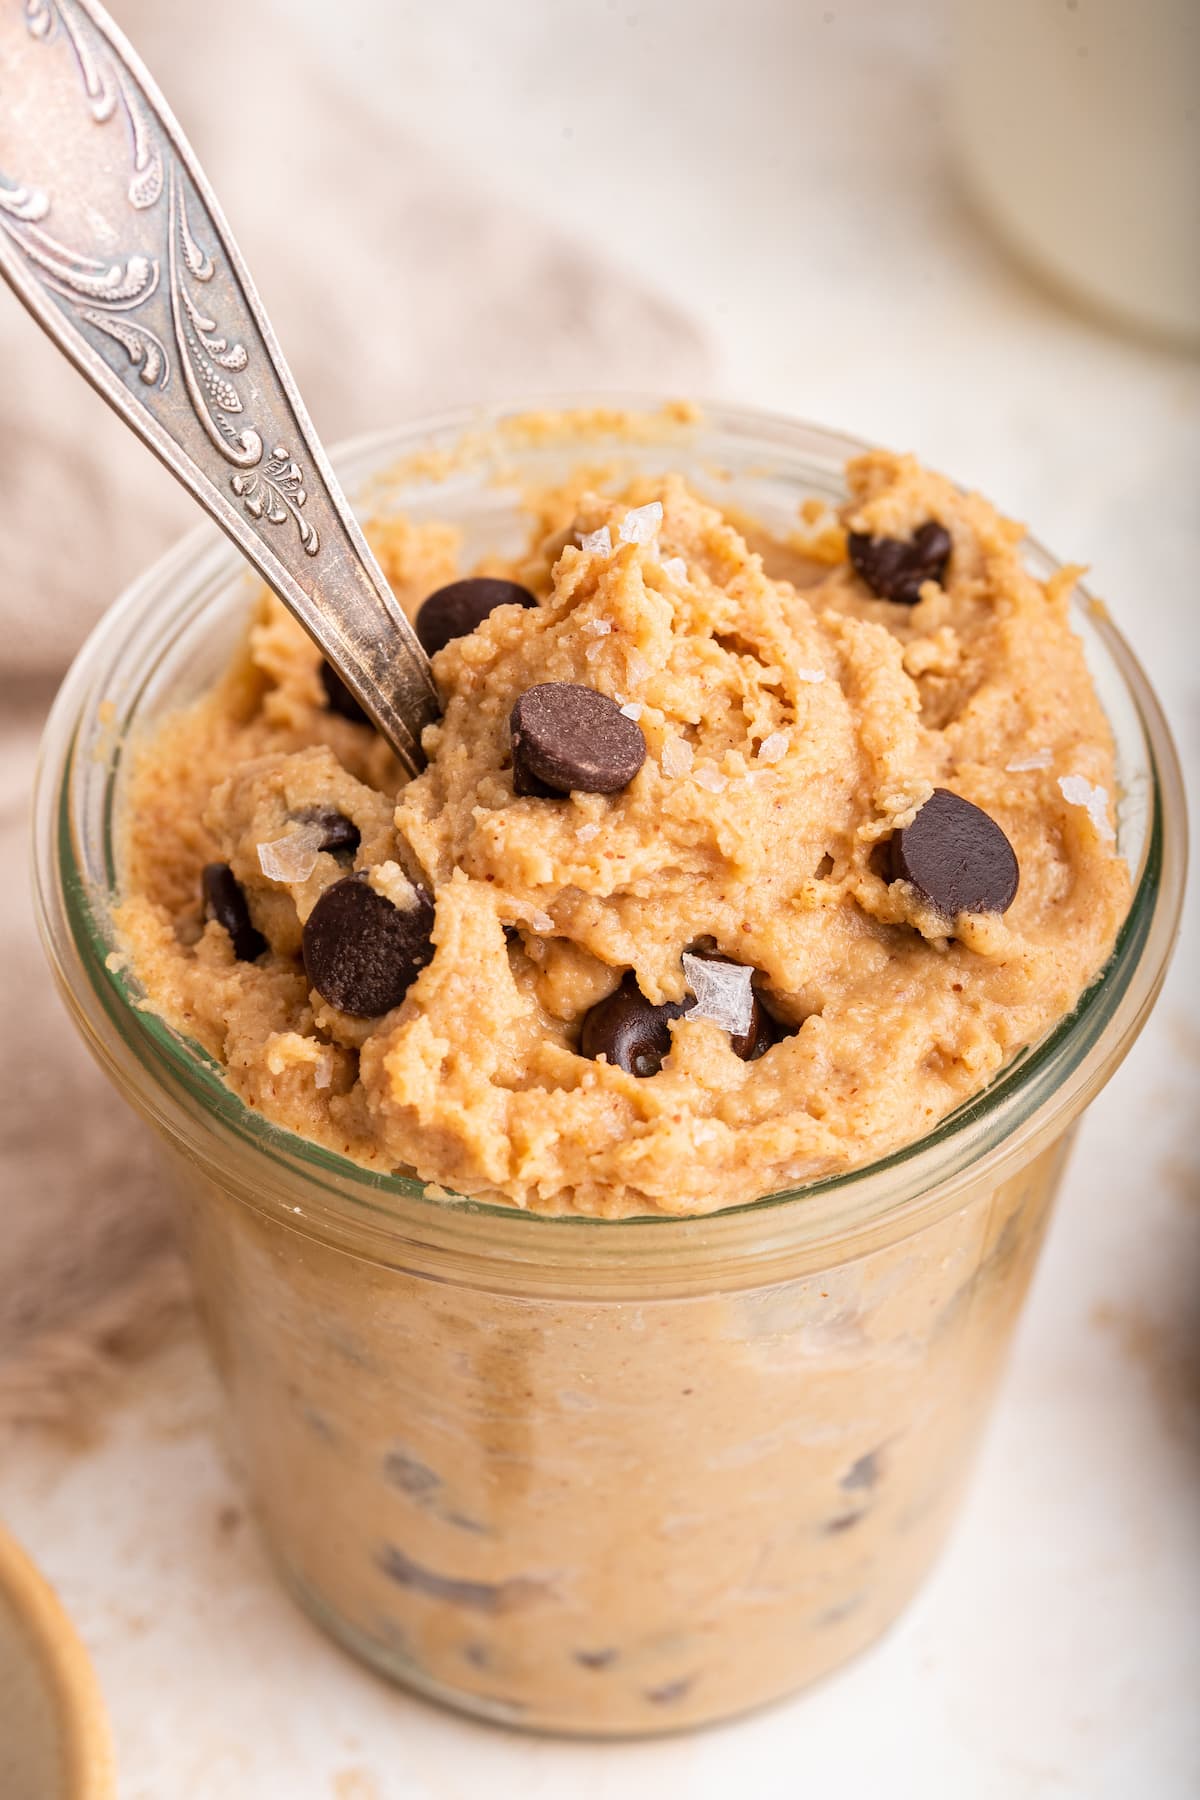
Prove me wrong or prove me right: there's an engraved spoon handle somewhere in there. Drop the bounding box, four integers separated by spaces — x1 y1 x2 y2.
0 0 439 773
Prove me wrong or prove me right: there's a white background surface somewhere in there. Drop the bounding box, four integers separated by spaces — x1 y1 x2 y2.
7 2 1198 1795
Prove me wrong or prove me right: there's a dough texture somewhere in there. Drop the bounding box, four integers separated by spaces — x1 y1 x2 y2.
118 449 1130 1216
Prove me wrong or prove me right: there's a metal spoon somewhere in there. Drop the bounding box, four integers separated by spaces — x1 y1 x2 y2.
0 0 439 773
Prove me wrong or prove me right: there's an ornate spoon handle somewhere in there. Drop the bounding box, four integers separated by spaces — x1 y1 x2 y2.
0 0 439 773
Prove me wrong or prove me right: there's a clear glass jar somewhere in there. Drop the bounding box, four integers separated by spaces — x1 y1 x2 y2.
32 400 1186 1735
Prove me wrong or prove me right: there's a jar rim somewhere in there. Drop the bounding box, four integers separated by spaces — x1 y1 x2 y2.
32 394 1188 1274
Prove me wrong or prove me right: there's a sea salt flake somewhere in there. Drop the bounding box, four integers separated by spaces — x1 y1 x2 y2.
529 909 554 934
694 764 728 794
314 1049 334 1090
625 648 651 686
619 701 644 721
585 639 609 663
661 555 687 582
617 501 663 546
661 738 694 778
1058 774 1115 841
682 952 754 1038
257 820 328 884
795 667 825 684
1007 748 1052 773
576 821 601 843
582 618 612 637
577 525 612 557
757 731 789 765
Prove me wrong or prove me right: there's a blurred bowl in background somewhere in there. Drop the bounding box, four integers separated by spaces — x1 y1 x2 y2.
0 1523 115 1800
951 0 1199 347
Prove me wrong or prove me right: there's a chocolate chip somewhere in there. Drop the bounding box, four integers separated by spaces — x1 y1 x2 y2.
734 1001 780 1062
415 577 537 656
201 863 266 961
579 974 690 1077
823 1511 865 1535
888 788 1019 917
840 1448 883 1493
302 873 435 1016
645 1676 695 1706
377 1546 550 1614
296 806 361 856
511 683 646 796
319 659 371 725
383 1451 441 1497
847 520 952 605
574 1647 619 1671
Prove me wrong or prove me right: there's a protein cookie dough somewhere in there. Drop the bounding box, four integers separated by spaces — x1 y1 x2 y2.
117 446 1131 1217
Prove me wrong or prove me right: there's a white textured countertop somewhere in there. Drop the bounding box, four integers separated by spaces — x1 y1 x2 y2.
5 2 1198 1795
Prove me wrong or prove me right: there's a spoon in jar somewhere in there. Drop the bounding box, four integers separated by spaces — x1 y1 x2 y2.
0 0 440 774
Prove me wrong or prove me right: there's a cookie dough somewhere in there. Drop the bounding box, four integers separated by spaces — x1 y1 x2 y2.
117 447 1130 1217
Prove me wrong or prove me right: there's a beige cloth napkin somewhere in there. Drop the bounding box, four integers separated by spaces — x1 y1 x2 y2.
0 0 710 1423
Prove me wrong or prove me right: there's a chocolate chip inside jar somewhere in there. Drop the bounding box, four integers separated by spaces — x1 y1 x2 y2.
511 683 647 797
847 520 951 605
295 806 361 857
415 577 537 657
580 954 781 1077
302 873 435 1017
579 976 691 1077
201 862 267 962
888 789 1019 919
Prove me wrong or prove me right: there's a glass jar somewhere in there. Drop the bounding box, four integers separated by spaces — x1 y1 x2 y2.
32 400 1186 1735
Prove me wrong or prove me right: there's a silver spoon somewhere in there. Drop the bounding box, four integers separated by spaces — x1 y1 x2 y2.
0 0 439 774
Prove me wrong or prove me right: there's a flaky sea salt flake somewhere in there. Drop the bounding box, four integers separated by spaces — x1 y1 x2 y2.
529 909 555 934
576 821 601 843
757 731 789 765
682 953 754 1038
619 701 644 721
660 555 687 582
795 667 825 684
617 501 663 546
693 764 728 794
314 1049 334 1090
1007 749 1052 773
582 618 612 637
661 737 694 778
578 525 612 557
1058 774 1115 841
257 820 328 885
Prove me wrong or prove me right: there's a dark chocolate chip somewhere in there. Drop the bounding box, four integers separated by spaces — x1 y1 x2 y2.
319 659 371 725
377 1546 551 1613
201 862 266 961
645 1676 695 1706
580 974 690 1077
302 873 435 1017
383 1451 441 1497
847 520 952 605
296 806 361 857
840 1448 883 1493
511 759 558 799
511 683 646 796
888 787 1019 917
415 577 537 657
